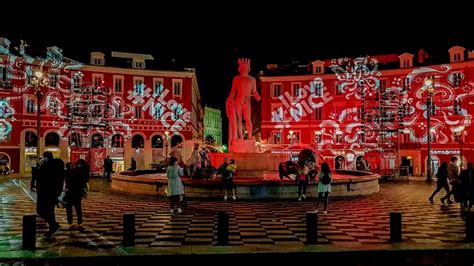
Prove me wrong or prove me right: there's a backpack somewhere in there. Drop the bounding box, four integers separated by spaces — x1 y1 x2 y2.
320 173 331 185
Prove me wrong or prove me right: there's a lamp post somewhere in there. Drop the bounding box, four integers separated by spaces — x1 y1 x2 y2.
287 130 296 161
424 76 435 182
31 71 49 158
164 130 170 158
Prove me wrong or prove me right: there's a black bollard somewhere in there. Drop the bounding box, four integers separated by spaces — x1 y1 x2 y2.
390 212 402 243
22 215 36 250
217 211 229 245
123 213 135 246
306 212 318 244
466 211 474 242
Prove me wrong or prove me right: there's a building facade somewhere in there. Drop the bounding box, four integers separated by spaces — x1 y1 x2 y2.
204 106 222 145
0 38 203 176
259 46 474 176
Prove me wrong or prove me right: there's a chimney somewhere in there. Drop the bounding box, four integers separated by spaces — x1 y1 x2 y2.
0 38 11 55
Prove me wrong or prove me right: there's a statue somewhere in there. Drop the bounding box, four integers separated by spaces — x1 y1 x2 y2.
227 58 261 144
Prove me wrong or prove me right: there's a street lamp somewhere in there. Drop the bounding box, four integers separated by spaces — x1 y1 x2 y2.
164 130 170 158
454 126 467 170
30 71 49 158
424 76 435 182
287 130 296 161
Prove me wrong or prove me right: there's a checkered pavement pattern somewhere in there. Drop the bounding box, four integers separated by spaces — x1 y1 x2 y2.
0 178 466 252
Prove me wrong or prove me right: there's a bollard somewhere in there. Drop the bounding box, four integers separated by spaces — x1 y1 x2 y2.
466 211 474 242
22 215 36 250
306 212 318 244
390 212 402 243
217 211 229 245
123 213 135 246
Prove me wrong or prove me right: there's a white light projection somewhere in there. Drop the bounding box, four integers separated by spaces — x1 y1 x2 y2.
127 82 191 133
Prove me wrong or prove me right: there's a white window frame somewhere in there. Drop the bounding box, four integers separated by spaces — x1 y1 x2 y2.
291 130 301 143
271 103 285 122
153 78 164 97
291 82 302 98
92 73 104 88
72 72 82 90
172 79 183 98
271 131 282 144
313 107 322 120
271 83 282 98
134 106 143 119
314 131 322 143
47 96 58 115
312 82 323 96
26 98 36 114
335 133 343 144
113 102 123 118
113 75 124 94
315 66 322 74
49 72 59 88
133 76 145 96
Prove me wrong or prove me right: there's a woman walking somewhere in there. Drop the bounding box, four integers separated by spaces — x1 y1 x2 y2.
315 162 332 214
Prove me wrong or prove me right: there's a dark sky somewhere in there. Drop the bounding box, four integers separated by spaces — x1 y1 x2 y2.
1 3 471 141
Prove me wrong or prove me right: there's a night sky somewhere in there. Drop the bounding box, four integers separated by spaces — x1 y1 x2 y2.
1 3 470 141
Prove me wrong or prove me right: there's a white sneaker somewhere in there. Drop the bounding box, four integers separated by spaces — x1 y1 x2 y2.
314 209 319 213
232 195 237 201
224 196 228 201
170 209 174 214
323 210 328 214
177 208 182 213
298 196 302 201
302 194 306 200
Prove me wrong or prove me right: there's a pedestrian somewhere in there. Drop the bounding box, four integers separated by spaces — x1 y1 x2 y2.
36 152 62 239
441 157 459 204
167 157 184 214
30 156 40 192
429 161 450 204
103 156 113 180
315 162 332 214
219 158 236 201
128 157 137 171
460 162 474 213
297 161 310 201
64 161 86 230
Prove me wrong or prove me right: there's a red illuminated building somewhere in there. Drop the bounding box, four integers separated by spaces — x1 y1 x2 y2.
0 38 203 176
258 46 474 176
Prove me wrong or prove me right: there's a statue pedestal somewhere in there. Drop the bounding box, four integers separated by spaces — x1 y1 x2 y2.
230 139 257 153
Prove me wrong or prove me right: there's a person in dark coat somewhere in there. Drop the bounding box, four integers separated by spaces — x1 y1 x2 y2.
30 156 40 191
103 156 113 180
65 161 88 228
429 161 450 204
460 162 474 212
128 157 137 171
36 152 63 237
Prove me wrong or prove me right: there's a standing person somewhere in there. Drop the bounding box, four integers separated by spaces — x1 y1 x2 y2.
128 157 137 171
315 162 332 214
64 162 85 229
441 157 459 204
103 156 113 181
167 157 184 214
460 162 474 213
297 161 310 201
218 158 236 201
30 156 39 192
225 159 237 201
36 152 62 239
429 161 450 204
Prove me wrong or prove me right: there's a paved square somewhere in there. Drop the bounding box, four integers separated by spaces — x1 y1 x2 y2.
0 178 468 253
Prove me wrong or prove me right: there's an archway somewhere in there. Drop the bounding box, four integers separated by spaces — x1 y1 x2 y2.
131 134 145 169
68 132 82 147
45 132 60 147
170 135 183 148
0 152 11 175
151 134 165 164
91 134 104 148
110 134 125 173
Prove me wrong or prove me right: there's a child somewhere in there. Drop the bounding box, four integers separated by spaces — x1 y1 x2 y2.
226 159 237 178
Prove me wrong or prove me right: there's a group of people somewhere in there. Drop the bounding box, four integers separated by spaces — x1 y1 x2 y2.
295 161 333 214
30 152 89 240
429 156 474 214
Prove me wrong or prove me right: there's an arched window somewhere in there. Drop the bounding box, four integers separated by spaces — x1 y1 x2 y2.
45 132 60 146
151 135 163 148
132 135 144 149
